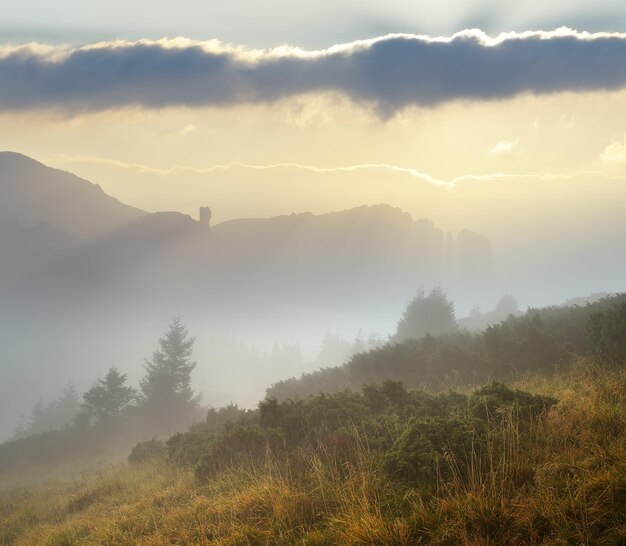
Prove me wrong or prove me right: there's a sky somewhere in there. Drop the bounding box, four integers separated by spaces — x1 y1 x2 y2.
1 1 626 305
3 0 626 46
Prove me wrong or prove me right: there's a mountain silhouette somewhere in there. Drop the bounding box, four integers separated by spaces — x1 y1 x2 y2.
0 152 496 440
0 152 496 320
0 152 145 238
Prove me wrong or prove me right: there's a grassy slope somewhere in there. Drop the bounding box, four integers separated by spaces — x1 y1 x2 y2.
1 362 624 546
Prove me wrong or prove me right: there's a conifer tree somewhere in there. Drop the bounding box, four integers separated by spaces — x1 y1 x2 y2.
82 366 136 425
140 317 200 432
396 286 457 341
54 382 80 427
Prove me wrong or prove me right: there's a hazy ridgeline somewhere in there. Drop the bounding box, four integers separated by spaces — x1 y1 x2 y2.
0 152 496 440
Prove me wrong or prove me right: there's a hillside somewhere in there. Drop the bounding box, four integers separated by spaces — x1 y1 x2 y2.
2 292 624 469
0 220 77 284
7 201 494 313
0 155 495 313
0 286 624 545
1 362 624 544
0 152 145 238
267 294 626 400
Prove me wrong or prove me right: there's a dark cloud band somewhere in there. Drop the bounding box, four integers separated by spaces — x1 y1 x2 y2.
2 30 626 114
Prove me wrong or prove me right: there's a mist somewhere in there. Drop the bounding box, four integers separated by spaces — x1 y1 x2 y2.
0 152 491 437
0 151 621 443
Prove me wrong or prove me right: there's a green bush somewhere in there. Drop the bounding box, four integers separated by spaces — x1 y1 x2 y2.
165 380 558 492
128 438 167 464
384 383 557 487
167 430 215 468
383 416 480 486
195 424 284 480
468 381 557 421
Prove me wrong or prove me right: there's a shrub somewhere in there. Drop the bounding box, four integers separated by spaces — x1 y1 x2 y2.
128 438 167 464
468 381 557 422
167 430 215 467
383 416 480 486
195 424 285 480
167 404 254 468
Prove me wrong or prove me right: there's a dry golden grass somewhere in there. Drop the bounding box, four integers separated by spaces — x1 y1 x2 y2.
1 363 624 545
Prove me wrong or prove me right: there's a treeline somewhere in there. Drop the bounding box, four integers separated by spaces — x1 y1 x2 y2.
11 383 81 438
0 317 203 471
267 293 626 400
2 292 624 473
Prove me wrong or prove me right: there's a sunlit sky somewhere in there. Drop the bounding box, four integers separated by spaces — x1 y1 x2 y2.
3 0 626 45
1 1 626 273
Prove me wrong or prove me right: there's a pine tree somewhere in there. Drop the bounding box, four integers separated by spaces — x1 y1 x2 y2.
316 331 351 367
396 286 457 341
28 399 48 434
53 382 80 427
493 294 519 319
139 317 200 432
21 383 80 436
11 413 29 440
82 367 136 425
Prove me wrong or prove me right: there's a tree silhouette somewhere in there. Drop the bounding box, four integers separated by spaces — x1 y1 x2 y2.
396 286 457 341
54 382 80 427
16 382 80 437
140 317 201 432
493 294 519 319
316 331 351 367
82 367 136 425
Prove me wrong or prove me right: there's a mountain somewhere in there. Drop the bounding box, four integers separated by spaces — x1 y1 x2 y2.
20 203 493 317
0 152 145 238
0 219 77 285
210 205 494 308
0 153 495 314
0 153 497 441
0 154 497 332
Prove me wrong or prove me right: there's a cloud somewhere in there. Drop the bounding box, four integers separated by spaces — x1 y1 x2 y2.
178 124 197 136
488 139 519 156
50 153 616 188
5 28 626 115
601 136 626 163
48 154 454 187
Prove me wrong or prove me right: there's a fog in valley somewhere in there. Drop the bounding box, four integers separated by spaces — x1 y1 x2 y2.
0 150 623 440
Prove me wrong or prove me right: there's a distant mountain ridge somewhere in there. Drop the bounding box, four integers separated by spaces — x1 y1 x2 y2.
0 152 495 311
0 152 145 238
0 152 497 441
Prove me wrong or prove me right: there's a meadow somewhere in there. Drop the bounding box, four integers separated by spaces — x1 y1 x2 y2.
1 361 624 545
